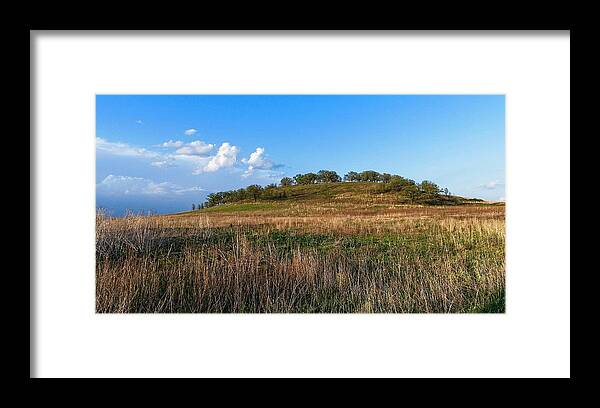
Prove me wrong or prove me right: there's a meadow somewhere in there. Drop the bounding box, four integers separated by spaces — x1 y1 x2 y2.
96 183 505 313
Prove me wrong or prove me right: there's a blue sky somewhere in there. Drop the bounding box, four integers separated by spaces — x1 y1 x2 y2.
96 95 505 216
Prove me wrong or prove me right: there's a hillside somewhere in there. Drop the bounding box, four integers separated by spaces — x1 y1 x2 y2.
161 182 505 220
185 182 491 217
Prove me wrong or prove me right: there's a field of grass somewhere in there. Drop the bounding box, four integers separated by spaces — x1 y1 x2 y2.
96 185 505 313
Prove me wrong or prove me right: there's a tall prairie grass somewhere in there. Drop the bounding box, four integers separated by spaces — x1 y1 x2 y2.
96 205 505 313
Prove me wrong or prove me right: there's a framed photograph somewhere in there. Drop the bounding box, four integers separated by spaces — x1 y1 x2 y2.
31 30 570 378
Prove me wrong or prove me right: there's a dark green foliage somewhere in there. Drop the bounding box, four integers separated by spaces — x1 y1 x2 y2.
316 170 342 183
403 183 421 203
358 170 382 182
344 171 359 182
202 170 457 208
419 180 441 196
280 177 294 187
246 184 263 201
387 175 416 191
294 172 319 185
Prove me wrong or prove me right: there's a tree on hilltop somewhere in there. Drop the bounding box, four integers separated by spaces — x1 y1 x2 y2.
387 175 411 191
280 177 294 187
344 171 359 182
404 183 420 203
358 170 382 182
294 173 318 185
317 170 341 183
246 184 263 201
420 180 441 196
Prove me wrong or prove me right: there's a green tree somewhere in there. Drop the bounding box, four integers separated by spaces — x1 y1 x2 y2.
317 170 341 183
245 184 263 201
420 180 441 196
262 184 278 199
387 175 406 191
404 183 420 203
280 177 294 187
294 173 318 185
344 171 359 182
205 192 223 207
233 188 248 201
359 170 382 182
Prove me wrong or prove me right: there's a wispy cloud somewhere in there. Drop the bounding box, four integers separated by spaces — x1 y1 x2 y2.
174 186 206 193
97 175 204 196
96 137 159 159
160 140 185 148
135 120 143 125
184 128 198 137
150 160 176 168
479 180 504 190
175 140 214 156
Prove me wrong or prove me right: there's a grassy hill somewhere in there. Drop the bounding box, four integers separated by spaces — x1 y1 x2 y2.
188 182 491 217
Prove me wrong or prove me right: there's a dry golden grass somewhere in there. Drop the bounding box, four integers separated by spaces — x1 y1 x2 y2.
96 203 505 313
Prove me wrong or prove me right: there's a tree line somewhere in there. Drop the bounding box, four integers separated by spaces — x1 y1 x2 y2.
198 169 451 209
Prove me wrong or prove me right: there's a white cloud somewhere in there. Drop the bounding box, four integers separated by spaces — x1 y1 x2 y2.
97 137 268 178
97 175 203 196
242 147 272 169
196 142 240 174
169 154 207 164
173 186 205 194
479 180 504 190
96 137 159 159
242 166 256 178
244 168 285 181
184 128 198 137
150 160 176 168
160 140 185 148
175 140 215 156
135 120 143 125
241 147 276 177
